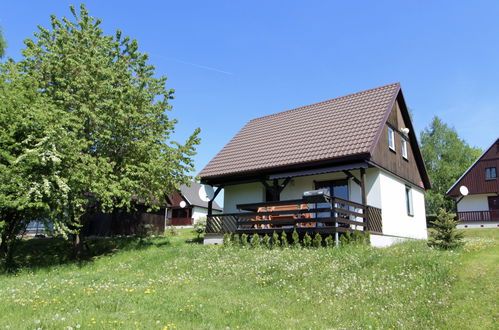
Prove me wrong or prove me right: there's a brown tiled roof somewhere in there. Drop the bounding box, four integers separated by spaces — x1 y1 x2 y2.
200 83 401 179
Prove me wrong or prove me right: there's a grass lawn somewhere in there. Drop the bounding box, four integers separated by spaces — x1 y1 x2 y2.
0 229 497 329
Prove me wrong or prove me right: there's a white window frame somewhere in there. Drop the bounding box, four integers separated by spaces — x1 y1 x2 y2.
405 185 414 216
388 127 395 151
486 167 497 180
401 137 408 159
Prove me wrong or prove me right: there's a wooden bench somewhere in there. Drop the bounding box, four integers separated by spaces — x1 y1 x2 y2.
252 204 314 229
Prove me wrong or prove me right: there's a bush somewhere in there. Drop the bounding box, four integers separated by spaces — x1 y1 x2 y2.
428 208 464 250
280 231 288 248
271 231 280 248
291 229 300 248
324 235 334 248
193 218 206 239
223 233 230 246
313 233 322 248
262 234 271 248
250 234 260 248
240 234 249 247
303 233 312 248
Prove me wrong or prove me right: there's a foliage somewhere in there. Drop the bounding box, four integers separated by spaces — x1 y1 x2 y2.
340 231 370 246
192 218 206 239
250 234 260 248
1 228 497 328
291 229 300 248
420 117 482 213
312 233 322 247
222 233 230 246
428 208 464 250
262 234 271 248
280 231 288 248
271 231 280 248
303 232 312 248
0 27 6 58
324 235 334 247
0 4 200 260
240 234 248 247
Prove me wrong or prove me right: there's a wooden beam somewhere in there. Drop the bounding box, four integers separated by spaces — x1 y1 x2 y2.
343 170 361 186
360 168 367 231
278 177 292 193
208 185 223 216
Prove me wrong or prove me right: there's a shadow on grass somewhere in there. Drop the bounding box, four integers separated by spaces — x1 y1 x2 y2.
1 236 170 274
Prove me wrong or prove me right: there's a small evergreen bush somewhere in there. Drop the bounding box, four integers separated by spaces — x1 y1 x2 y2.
240 234 249 247
303 232 312 248
324 235 334 247
312 233 322 247
280 231 288 248
250 234 260 248
291 229 300 248
271 231 280 248
223 233 230 246
428 208 464 250
262 234 271 248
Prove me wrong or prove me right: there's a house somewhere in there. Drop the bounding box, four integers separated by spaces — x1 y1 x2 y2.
446 138 499 228
84 182 222 236
166 182 223 226
199 83 431 247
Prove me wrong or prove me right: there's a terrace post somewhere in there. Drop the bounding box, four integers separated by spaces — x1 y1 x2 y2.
360 168 367 231
208 185 223 216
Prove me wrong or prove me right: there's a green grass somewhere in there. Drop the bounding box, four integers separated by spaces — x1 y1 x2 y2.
0 229 497 329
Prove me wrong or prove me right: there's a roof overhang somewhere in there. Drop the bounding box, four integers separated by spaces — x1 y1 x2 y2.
268 162 368 179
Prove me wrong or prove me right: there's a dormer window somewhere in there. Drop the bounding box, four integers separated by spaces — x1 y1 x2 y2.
486 167 497 180
401 137 408 160
388 127 395 151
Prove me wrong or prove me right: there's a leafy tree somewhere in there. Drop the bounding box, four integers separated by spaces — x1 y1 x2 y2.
428 208 464 250
1 4 200 259
420 116 482 214
0 27 6 58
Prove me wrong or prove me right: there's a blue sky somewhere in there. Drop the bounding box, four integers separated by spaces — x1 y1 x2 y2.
1 1 498 178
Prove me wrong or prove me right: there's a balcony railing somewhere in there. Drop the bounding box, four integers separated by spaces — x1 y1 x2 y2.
206 197 382 235
457 210 499 222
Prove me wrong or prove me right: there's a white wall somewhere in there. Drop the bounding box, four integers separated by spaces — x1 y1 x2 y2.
457 194 494 212
222 168 428 241
377 171 427 239
223 182 265 213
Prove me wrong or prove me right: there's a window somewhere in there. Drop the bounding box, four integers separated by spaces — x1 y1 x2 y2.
388 127 395 151
486 167 497 180
405 185 414 216
401 137 408 159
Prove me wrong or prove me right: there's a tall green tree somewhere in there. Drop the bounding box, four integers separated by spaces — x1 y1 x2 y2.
0 27 6 58
1 4 200 260
420 116 482 214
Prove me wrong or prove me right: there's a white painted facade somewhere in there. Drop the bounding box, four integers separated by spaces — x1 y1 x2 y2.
456 194 499 229
222 167 428 245
456 194 495 212
192 206 221 224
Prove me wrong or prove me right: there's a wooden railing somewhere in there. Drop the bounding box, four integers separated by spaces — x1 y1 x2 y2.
457 210 499 222
206 197 383 235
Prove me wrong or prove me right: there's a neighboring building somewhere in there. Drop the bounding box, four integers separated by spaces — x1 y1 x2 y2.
447 138 499 229
166 182 223 226
84 182 222 236
199 83 431 247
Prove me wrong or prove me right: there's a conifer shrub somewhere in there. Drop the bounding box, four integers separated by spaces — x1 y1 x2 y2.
223 233 230 246
240 234 249 247
428 208 464 250
230 234 239 246
280 231 288 248
271 231 280 248
313 233 322 247
324 235 334 247
291 229 300 248
250 234 260 248
303 232 312 248
262 234 271 248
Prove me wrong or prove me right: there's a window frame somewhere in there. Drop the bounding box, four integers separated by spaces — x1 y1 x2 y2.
388 127 396 151
405 185 414 216
485 167 497 180
401 137 408 160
